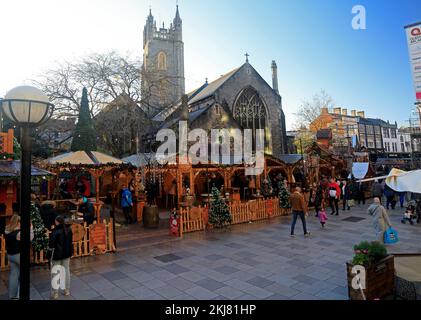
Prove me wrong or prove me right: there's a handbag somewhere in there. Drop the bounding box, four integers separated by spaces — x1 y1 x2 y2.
384 227 399 244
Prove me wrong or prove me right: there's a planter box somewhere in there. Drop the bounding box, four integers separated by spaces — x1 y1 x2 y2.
346 255 395 300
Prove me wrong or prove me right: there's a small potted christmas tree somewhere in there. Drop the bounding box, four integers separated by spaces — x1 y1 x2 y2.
208 187 231 229
278 180 291 210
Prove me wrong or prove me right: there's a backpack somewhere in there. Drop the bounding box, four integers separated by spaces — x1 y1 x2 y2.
329 187 337 198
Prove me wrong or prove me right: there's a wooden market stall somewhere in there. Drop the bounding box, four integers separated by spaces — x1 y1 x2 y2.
44 150 133 222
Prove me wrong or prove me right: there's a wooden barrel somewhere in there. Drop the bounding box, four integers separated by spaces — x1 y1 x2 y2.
143 205 160 228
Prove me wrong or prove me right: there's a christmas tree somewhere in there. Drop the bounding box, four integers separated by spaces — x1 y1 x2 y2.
208 187 231 228
278 180 291 209
30 202 49 252
71 87 97 152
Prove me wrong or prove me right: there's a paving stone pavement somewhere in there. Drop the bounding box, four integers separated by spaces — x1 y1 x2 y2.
1 202 420 300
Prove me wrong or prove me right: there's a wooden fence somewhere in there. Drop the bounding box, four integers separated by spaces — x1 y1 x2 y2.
1 219 115 271
180 197 290 234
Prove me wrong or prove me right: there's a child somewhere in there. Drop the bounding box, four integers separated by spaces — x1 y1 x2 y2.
319 209 328 228
401 201 417 225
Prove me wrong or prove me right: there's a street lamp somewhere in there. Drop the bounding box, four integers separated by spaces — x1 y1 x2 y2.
1 85 54 300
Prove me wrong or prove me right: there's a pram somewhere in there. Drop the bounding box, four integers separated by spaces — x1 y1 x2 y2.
401 200 420 225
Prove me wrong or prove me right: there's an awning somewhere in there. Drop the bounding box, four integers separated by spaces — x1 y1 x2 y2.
385 168 421 193
47 151 122 165
0 160 54 178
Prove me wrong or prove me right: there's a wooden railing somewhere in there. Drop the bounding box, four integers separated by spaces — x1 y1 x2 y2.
180 197 291 234
1 219 115 271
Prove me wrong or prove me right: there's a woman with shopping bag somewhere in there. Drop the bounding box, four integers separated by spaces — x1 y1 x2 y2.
367 197 394 244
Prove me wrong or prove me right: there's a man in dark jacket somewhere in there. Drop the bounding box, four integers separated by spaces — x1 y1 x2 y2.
77 196 94 225
47 216 73 299
372 180 384 204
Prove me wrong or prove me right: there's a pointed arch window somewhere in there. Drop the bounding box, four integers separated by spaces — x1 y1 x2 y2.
233 87 270 152
157 51 167 70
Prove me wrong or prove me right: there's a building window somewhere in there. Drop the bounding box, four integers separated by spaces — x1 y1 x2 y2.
383 127 390 138
157 51 167 70
401 143 405 152
215 104 221 115
391 129 397 139
400 136 404 142
233 87 268 148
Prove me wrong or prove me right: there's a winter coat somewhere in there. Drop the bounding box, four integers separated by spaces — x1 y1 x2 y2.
341 184 351 200
121 188 133 208
372 182 384 198
328 182 341 199
314 186 324 207
47 224 73 261
367 203 392 241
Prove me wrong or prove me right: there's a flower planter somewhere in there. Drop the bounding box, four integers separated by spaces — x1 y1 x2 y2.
346 255 395 300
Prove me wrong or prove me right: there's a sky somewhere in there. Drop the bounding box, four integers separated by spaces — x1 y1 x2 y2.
0 0 420 130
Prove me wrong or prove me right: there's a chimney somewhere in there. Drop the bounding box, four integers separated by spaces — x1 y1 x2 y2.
180 94 189 121
321 107 329 115
342 108 348 116
351 110 356 116
333 107 341 115
271 60 279 94
357 111 365 118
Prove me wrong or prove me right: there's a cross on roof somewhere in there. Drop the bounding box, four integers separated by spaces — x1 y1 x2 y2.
245 53 249 63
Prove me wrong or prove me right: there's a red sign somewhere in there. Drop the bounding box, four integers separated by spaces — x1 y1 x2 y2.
169 216 180 237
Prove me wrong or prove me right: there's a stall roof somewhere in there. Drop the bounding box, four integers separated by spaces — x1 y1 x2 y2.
0 160 54 178
47 151 122 165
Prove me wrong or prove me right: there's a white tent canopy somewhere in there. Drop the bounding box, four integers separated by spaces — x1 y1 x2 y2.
349 162 369 180
385 168 421 193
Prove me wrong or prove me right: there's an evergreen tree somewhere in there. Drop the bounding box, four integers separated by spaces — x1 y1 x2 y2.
30 203 49 252
208 187 231 228
71 87 97 151
278 180 291 209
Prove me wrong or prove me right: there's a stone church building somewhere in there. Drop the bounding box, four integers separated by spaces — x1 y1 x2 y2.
141 6 288 157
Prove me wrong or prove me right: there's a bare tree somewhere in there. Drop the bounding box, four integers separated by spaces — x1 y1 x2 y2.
293 90 334 131
33 51 142 118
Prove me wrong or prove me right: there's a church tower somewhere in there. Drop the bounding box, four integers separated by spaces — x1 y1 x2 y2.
141 6 185 117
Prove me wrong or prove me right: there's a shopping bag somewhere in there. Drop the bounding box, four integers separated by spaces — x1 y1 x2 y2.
348 199 355 207
384 227 399 244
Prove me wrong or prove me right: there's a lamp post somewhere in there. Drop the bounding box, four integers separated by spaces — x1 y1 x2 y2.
1 86 54 301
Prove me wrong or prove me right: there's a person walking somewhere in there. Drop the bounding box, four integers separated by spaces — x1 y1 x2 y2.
328 178 341 215
398 191 406 209
289 187 310 237
314 182 324 218
367 197 393 243
357 181 366 205
341 180 351 211
371 180 384 204
47 216 73 299
121 185 134 225
4 215 34 300
384 185 396 210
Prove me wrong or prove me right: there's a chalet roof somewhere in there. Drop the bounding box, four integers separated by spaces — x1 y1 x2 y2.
46 151 122 165
0 160 53 178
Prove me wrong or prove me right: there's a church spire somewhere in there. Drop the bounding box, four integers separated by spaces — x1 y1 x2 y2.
174 5 182 27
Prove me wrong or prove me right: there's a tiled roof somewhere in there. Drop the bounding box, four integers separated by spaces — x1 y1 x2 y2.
188 66 241 105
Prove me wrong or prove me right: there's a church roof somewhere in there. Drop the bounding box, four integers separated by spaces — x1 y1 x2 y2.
188 66 241 105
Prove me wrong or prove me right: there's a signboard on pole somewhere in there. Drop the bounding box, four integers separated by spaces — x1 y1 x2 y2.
405 21 421 101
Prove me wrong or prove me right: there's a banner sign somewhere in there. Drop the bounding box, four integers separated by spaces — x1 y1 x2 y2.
405 22 421 101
